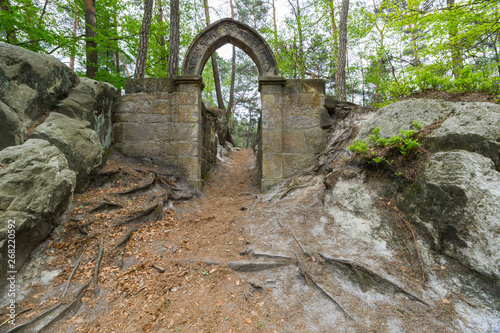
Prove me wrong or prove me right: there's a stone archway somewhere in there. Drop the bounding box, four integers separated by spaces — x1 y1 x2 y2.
182 18 279 77
114 19 330 192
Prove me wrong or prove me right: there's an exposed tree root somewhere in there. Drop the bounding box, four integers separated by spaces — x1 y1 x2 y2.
6 280 91 333
115 176 155 195
250 250 294 261
318 252 430 307
279 184 309 200
89 201 123 213
93 236 104 295
60 246 87 300
114 226 140 249
290 226 310 257
113 202 162 228
294 253 355 322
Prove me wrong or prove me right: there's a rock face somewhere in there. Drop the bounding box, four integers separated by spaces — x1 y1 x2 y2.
353 98 500 282
0 43 78 150
31 112 106 192
399 151 500 281
0 139 76 284
358 98 500 170
57 77 118 148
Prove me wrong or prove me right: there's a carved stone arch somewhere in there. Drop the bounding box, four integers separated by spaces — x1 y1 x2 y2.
182 18 279 77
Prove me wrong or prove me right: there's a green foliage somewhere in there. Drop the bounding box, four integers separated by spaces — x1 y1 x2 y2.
349 121 422 166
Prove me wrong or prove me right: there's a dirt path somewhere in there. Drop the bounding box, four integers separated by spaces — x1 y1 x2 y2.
1 148 498 333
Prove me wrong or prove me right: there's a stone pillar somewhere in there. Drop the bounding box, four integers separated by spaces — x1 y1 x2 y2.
173 76 204 192
282 79 328 180
259 76 286 190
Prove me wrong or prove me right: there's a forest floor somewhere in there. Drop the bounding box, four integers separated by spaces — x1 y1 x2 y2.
1 147 499 332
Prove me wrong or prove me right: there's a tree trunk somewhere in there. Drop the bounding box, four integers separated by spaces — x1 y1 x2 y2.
272 0 279 59
335 0 349 101
84 0 97 78
167 0 180 77
70 2 78 71
329 0 338 63
114 7 120 72
245 108 253 148
134 0 154 79
447 0 461 78
157 0 167 73
203 0 225 110
1 0 17 44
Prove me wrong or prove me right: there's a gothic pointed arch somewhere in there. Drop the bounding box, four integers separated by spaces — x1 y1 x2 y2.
182 18 279 77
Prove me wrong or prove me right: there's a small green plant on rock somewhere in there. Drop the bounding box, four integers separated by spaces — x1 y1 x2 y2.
349 121 423 165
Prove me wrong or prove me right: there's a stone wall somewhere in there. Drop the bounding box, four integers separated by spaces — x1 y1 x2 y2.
113 78 217 191
260 78 330 190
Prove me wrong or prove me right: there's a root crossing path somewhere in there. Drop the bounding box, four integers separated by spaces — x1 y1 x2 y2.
1 149 484 333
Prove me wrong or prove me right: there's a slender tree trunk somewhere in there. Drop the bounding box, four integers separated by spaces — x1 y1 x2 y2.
409 24 419 66
329 0 338 64
114 7 120 72
157 0 167 73
84 0 97 78
70 2 78 71
1 0 17 43
335 0 349 101
124 61 131 77
167 0 180 77
203 0 225 110
272 0 279 59
447 0 461 78
245 109 253 148
134 0 154 78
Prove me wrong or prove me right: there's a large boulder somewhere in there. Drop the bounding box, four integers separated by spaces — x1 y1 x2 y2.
398 150 500 281
0 43 78 150
0 101 23 149
358 98 500 170
0 139 76 286
31 112 106 192
57 77 118 148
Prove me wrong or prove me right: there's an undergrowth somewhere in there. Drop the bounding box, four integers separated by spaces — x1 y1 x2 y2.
348 121 430 183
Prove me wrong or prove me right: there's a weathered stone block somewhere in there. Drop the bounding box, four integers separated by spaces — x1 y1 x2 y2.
179 105 200 122
283 130 307 154
296 93 323 108
149 99 171 115
262 154 283 179
304 128 330 154
178 156 202 179
285 79 325 94
176 122 200 141
284 113 321 130
262 94 282 110
153 123 178 141
115 101 137 115
164 142 199 157
178 92 199 106
141 141 161 157
262 129 282 153
261 108 282 129
157 78 176 93
283 154 316 178
114 123 153 142
113 113 138 123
